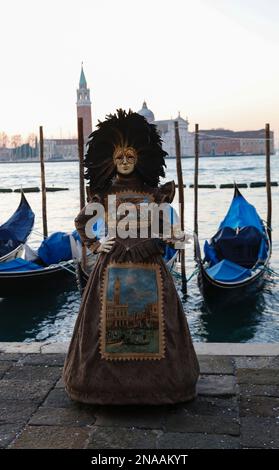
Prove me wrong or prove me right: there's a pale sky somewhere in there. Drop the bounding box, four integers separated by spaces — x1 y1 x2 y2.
1 0 279 141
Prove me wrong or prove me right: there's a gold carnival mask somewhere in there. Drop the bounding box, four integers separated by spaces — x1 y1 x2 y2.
113 145 138 175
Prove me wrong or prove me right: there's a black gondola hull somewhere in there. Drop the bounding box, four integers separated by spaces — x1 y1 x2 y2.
198 264 267 307
0 263 74 298
193 209 271 306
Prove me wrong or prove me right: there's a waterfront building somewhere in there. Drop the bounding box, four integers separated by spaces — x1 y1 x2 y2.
137 101 194 157
2 77 274 161
0 147 12 161
199 129 274 156
43 139 78 161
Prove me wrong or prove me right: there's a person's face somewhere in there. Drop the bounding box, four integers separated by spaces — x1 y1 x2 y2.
113 146 137 175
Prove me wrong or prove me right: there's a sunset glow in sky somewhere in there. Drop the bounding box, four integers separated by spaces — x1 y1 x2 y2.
1 0 279 140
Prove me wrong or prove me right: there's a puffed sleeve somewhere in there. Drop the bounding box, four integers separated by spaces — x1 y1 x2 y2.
74 194 103 254
158 180 176 203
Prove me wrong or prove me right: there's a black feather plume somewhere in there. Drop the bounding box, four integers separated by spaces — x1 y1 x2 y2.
84 108 167 191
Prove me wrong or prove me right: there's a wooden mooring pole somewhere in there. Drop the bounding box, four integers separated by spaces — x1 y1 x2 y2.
265 123 272 246
194 123 199 243
77 117 87 270
39 126 48 238
174 121 187 295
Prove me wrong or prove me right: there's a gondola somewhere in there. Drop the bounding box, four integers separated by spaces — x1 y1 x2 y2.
0 230 80 297
0 191 35 263
194 185 271 305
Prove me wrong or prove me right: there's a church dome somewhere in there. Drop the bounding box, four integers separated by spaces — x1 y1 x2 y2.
137 101 155 123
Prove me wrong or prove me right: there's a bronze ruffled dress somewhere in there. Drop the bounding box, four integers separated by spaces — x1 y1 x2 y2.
63 174 199 405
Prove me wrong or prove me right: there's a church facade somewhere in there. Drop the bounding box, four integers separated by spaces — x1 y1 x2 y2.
137 101 195 157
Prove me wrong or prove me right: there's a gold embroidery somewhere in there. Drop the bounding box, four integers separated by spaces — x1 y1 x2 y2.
99 262 165 361
104 190 155 208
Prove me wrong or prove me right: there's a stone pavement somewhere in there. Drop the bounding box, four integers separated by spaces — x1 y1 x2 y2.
0 350 279 449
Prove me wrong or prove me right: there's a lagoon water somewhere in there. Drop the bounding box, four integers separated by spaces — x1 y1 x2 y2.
0 155 278 343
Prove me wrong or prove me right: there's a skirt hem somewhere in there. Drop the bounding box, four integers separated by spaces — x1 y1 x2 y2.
64 384 198 406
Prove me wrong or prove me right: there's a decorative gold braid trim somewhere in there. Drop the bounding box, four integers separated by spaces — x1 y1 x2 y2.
99 261 165 361
104 189 155 204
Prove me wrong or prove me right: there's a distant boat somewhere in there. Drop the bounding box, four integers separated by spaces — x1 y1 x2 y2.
0 192 35 263
194 185 271 305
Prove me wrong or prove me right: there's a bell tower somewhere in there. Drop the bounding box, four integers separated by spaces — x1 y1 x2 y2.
76 64 93 140
113 277 121 305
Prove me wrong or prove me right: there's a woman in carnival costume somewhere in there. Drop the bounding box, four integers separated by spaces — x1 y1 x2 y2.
63 109 199 404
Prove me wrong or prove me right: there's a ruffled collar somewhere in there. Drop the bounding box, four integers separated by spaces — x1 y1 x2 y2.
112 172 145 189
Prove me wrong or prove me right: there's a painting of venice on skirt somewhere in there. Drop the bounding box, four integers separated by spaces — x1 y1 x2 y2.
100 262 165 360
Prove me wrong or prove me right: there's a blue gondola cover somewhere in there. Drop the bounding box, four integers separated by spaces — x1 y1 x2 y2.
0 193 35 257
38 232 73 265
204 190 268 271
219 192 263 232
0 258 42 272
206 259 252 282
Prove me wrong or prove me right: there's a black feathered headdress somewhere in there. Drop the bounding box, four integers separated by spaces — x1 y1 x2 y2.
84 108 167 192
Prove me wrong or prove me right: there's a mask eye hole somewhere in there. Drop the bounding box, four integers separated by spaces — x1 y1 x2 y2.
115 155 135 163
113 147 137 164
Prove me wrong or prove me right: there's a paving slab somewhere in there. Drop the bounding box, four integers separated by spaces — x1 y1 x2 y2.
3 365 62 382
29 406 97 427
240 417 279 449
9 425 91 449
237 368 279 385
0 380 54 404
42 388 78 408
198 356 235 375
0 354 23 362
197 375 237 396
176 396 238 417
0 363 13 379
235 356 279 369
86 426 160 449
164 412 239 435
18 353 66 367
0 423 23 448
0 403 38 424
157 432 240 449
239 396 279 418
239 383 279 398
94 405 165 430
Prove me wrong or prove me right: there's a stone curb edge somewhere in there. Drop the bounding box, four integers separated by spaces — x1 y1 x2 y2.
0 342 278 355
